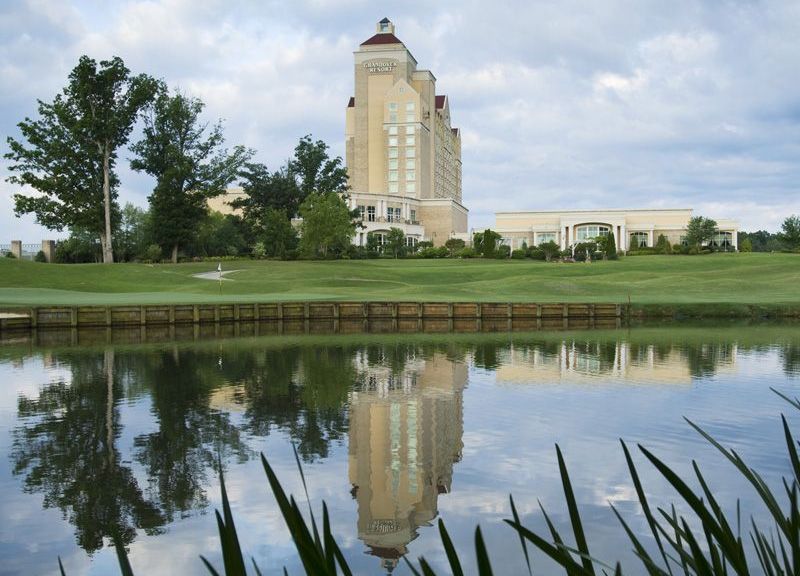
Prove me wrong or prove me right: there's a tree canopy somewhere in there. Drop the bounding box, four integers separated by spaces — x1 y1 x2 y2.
298 192 356 257
130 91 251 262
289 135 350 198
6 55 159 263
684 216 718 248
779 215 800 249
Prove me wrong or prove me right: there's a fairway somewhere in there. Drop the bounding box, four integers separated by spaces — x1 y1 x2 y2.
0 253 798 307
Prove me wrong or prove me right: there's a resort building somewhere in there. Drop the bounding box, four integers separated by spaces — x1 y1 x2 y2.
494 208 740 251
345 18 468 248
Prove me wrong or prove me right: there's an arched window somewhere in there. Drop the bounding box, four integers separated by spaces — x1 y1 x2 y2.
575 225 611 242
630 232 648 248
710 232 732 248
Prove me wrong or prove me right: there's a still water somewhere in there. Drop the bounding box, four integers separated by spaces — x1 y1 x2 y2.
1 323 799 575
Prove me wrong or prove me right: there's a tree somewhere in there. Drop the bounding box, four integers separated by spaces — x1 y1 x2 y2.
385 227 406 258
779 215 800 249
539 240 560 262
597 233 618 259
740 238 753 252
130 91 251 262
298 192 357 257
234 163 302 223
115 203 151 262
445 237 465 256
289 135 350 200
6 56 159 263
654 234 672 255
684 216 717 248
473 228 501 257
194 212 248 257
261 208 298 259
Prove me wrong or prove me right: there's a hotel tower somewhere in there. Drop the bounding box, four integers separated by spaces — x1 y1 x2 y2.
345 18 468 248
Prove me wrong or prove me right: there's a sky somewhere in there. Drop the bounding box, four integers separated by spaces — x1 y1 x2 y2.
1 0 799 241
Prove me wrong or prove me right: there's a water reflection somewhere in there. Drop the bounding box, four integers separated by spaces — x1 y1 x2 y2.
3 325 799 573
348 347 466 572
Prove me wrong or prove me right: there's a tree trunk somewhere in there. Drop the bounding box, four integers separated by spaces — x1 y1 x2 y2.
104 349 115 471
102 145 114 264
172 244 179 264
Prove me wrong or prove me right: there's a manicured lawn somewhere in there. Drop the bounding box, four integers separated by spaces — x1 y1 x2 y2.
0 253 797 306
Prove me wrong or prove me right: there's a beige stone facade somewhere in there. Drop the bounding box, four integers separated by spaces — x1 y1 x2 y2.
346 18 468 247
494 208 739 251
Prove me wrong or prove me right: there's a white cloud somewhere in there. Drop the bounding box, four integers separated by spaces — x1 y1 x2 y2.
1 0 799 239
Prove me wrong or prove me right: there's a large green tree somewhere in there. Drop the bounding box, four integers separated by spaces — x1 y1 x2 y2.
298 192 357 257
289 135 350 199
130 91 251 262
5 56 158 263
386 227 406 258
779 215 800 249
233 163 302 223
684 216 718 248
261 208 298 258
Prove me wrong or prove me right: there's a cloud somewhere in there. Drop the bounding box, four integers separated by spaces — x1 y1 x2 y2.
1 0 799 240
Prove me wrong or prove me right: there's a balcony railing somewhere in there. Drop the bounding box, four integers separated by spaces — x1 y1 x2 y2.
362 217 420 226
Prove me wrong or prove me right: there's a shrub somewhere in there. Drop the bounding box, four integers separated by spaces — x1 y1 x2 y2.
416 241 433 250
444 237 465 256
5 251 16 259
417 246 448 258
511 249 526 259
457 247 477 258
144 244 162 263
495 244 511 259
527 248 546 260
654 234 673 254
251 242 266 259
740 238 753 252
34 250 47 262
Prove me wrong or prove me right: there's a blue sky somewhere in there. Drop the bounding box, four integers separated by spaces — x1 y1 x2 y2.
2 0 799 240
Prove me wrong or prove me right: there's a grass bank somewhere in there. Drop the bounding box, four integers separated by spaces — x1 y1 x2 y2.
0 253 797 311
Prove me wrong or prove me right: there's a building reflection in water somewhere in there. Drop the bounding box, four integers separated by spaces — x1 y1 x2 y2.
494 339 738 384
347 348 467 573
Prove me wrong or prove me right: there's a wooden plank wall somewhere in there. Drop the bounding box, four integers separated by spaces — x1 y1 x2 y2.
0 302 624 332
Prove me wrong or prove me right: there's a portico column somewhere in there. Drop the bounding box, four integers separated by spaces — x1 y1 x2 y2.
613 226 620 252
648 229 654 247
620 225 627 251
732 230 738 250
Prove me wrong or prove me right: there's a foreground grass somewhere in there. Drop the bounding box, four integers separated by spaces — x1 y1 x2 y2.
1 253 798 306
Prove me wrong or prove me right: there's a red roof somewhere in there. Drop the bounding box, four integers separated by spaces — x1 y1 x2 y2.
360 33 403 46
347 97 354 107
435 95 447 109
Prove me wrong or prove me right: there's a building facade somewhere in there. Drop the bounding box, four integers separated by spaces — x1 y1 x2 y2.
494 208 739 251
346 18 468 248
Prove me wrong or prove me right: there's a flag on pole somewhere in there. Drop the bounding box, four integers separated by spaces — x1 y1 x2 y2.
217 263 222 294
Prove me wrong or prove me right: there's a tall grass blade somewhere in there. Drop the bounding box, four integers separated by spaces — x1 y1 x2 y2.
260 454 329 575
620 440 673 575
474 526 494 576
556 444 596 575
609 503 669 575
509 495 532 575
685 418 787 537
771 387 800 411
438 518 464 576
292 443 322 549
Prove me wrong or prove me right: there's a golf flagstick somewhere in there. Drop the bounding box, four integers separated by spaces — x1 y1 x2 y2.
218 262 222 294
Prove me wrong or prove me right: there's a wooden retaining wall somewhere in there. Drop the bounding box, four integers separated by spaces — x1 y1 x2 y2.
0 302 624 333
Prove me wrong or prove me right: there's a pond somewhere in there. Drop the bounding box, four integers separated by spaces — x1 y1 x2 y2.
1 323 798 575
